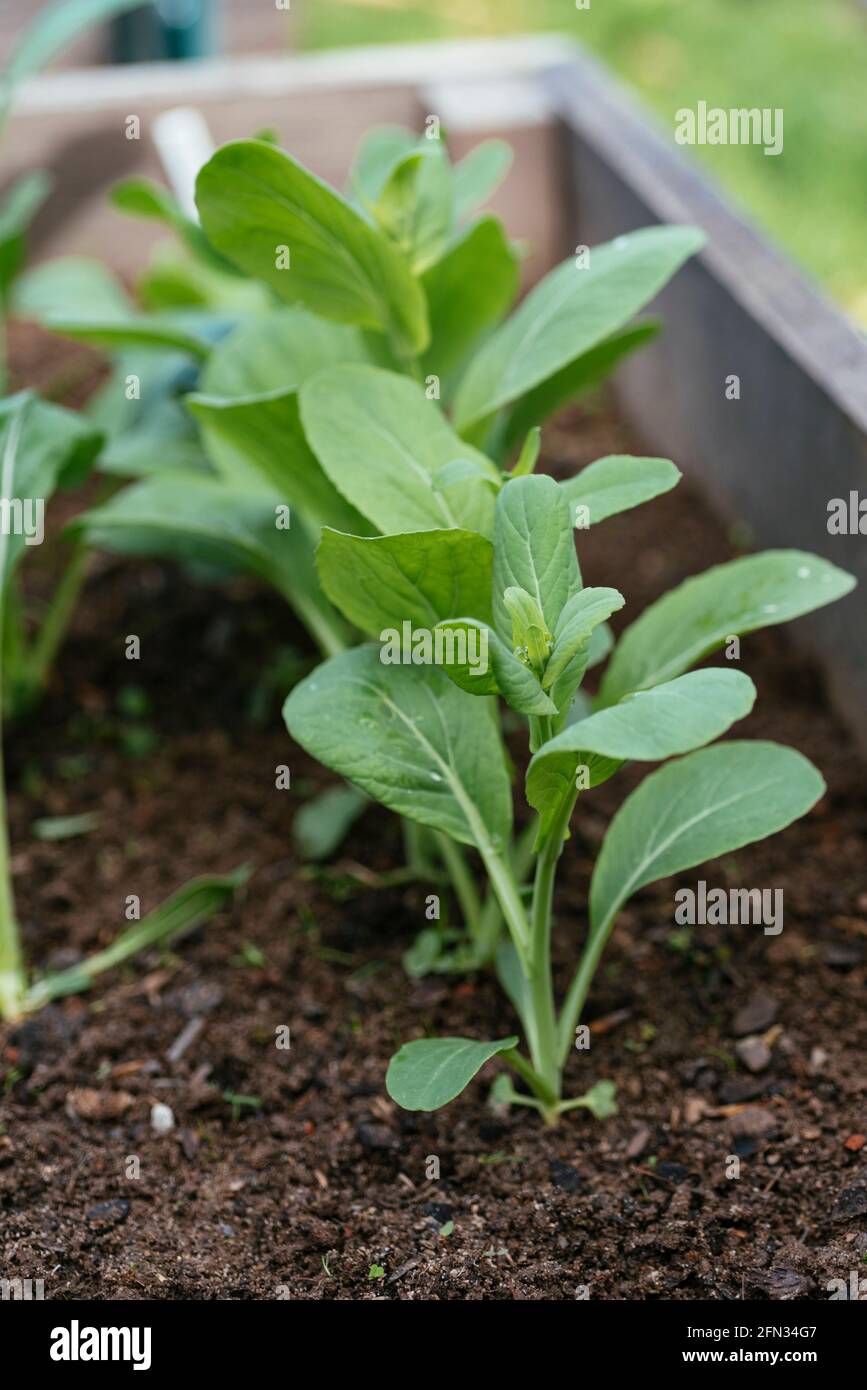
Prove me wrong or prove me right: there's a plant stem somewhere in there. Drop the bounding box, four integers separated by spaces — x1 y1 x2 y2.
0 402 26 1019
557 915 613 1065
0 728 24 1020
476 842 531 970
523 788 579 1096
501 1047 558 1111
432 831 483 941
19 538 90 708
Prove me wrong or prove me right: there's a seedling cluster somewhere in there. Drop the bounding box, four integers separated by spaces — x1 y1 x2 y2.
0 23 855 1127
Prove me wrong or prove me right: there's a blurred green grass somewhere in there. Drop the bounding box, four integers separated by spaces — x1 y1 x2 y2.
297 0 867 324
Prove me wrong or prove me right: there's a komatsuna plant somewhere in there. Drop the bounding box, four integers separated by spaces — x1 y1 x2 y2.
64 127 703 958
0 396 245 1020
284 468 855 1122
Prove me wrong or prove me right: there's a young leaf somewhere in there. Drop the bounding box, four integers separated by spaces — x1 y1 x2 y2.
386 1035 519 1111
453 225 703 433
283 646 512 852
434 618 557 716
188 387 370 532
372 144 454 274
300 364 499 536
195 140 429 358
421 216 519 392
561 454 681 528
510 426 541 478
543 586 625 712
453 139 513 219
599 551 857 706
526 669 757 843
348 125 420 208
589 741 824 943
317 527 493 635
492 474 580 643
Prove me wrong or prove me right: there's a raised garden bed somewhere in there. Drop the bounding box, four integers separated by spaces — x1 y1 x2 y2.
3 381 865 1300
2 37 865 1307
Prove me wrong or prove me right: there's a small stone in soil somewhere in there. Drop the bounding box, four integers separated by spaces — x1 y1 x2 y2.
356 1121 398 1152
732 991 778 1037
85 1198 130 1227
844 1134 866 1152
657 1161 690 1184
548 1159 585 1192
625 1125 652 1158
832 1185 867 1221
729 1107 779 1141
821 941 865 970
719 1076 767 1105
753 1267 813 1299
422 1202 453 1225
735 1037 772 1073
150 1102 175 1136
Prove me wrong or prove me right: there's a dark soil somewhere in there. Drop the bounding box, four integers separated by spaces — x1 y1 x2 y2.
1 356 865 1300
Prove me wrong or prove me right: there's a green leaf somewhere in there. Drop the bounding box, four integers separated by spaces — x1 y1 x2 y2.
12 255 131 322
434 618 557 716
317 527 493 635
421 216 519 393
111 176 234 276
386 1034 518 1111
0 171 52 301
300 364 499 536
492 474 580 643
372 144 454 274
566 1080 618 1120
510 427 540 478
0 393 102 589
196 140 429 357
72 473 347 651
543 586 626 715
23 868 247 1012
292 785 368 861
600 550 857 707
188 387 369 531
561 453 680 528
453 225 704 432
42 314 212 361
453 139 513 220
284 646 512 852
349 124 420 207
499 322 660 457
527 669 757 843
200 306 375 399
590 741 824 943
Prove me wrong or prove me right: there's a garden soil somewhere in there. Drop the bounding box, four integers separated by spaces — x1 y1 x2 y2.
1 335 865 1299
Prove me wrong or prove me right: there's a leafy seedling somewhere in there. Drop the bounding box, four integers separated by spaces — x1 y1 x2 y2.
285 462 855 1122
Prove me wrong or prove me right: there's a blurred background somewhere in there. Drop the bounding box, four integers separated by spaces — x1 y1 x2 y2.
4 0 866 322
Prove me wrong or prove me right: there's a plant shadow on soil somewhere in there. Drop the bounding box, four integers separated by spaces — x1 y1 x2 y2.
1 385 865 1301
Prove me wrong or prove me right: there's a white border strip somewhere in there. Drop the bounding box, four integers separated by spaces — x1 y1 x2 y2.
15 34 573 115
